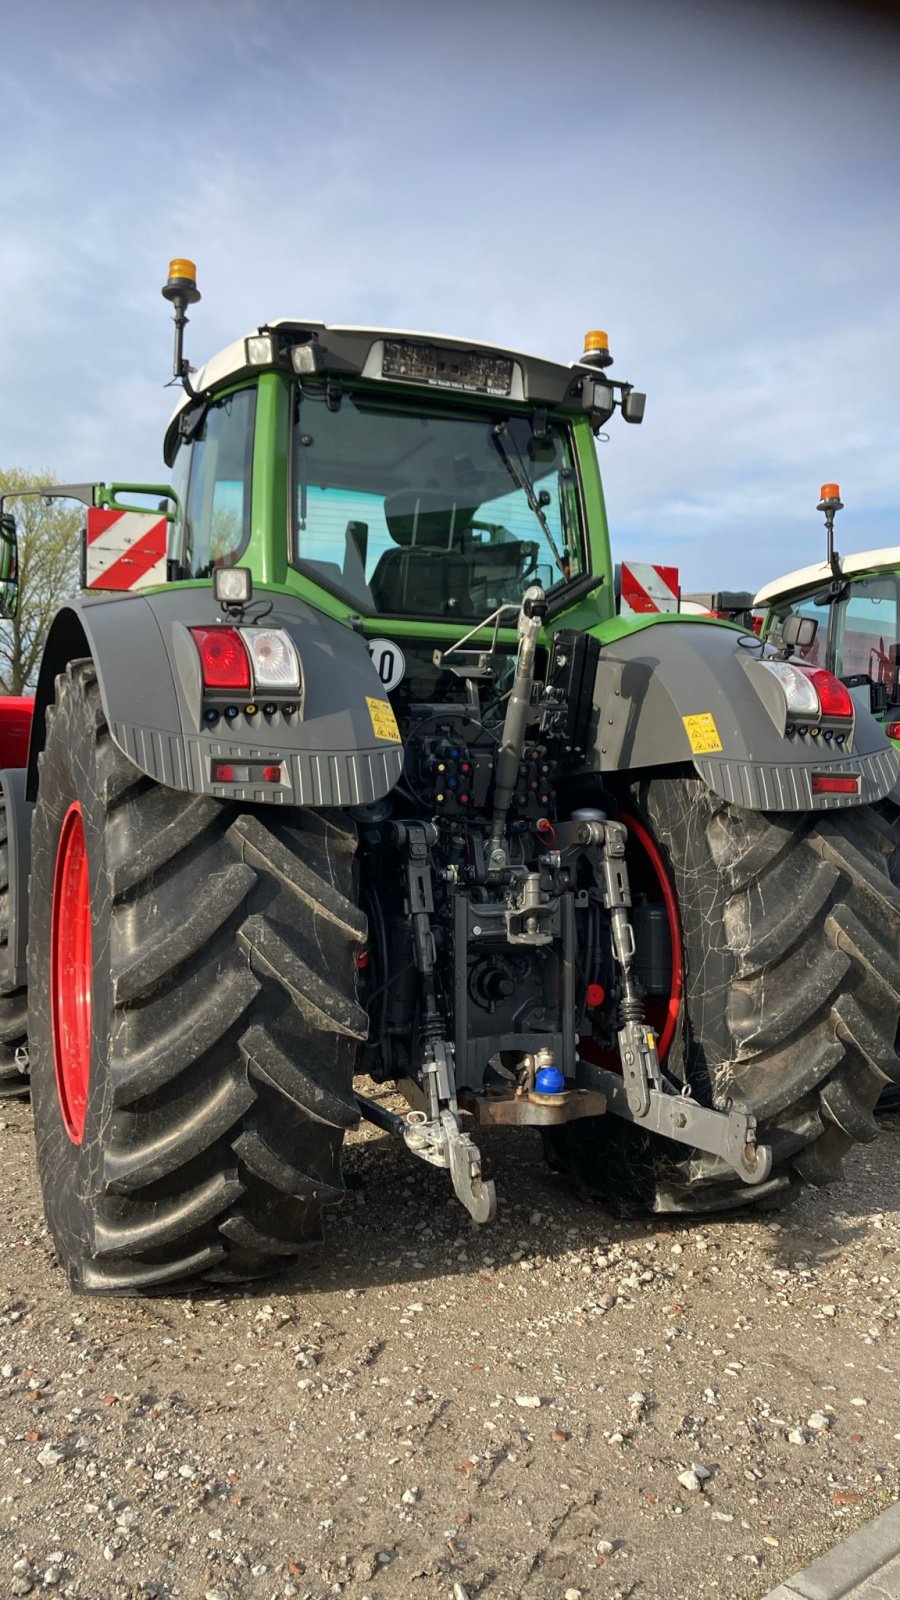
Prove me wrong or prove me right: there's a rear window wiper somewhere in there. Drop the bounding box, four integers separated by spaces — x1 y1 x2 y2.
489 423 569 581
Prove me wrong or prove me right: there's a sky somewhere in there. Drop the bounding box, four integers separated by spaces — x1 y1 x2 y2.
1 0 898 593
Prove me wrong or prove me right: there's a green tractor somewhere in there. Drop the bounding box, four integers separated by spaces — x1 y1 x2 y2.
1 264 898 1294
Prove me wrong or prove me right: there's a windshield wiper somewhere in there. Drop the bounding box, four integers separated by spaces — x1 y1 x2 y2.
489 423 569 581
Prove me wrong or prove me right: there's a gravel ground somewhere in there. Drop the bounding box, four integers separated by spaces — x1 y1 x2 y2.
1 1089 898 1600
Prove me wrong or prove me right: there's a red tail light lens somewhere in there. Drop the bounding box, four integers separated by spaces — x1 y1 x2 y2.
811 774 860 795
797 668 854 720
189 627 251 691
886 722 900 740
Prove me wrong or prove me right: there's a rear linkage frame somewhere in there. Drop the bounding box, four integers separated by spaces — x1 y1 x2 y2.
356 586 772 1221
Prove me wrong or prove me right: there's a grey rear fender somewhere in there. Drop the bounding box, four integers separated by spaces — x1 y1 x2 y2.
28 589 405 808
584 619 900 811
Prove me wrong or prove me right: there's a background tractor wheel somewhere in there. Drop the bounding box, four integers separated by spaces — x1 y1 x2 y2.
547 771 900 1213
28 660 366 1293
874 796 900 1116
0 797 28 1099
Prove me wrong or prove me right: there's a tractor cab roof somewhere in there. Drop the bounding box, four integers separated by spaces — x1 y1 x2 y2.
166 321 606 458
754 546 900 609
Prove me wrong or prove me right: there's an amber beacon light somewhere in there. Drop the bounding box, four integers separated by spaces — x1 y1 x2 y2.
580 328 613 369
164 258 200 301
817 481 844 578
162 256 202 395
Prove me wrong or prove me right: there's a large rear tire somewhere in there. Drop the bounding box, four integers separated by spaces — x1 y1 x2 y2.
547 773 900 1213
0 797 28 1099
28 661 366 1293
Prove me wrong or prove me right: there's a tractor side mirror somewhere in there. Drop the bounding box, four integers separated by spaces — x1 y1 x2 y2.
0 513 19 619
780 613 817 651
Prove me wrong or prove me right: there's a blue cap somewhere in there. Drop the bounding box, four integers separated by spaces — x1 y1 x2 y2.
534 1063 566 1095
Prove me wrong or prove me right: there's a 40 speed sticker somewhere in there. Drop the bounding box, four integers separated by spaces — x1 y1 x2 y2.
368 637 406 693
682 712 723 754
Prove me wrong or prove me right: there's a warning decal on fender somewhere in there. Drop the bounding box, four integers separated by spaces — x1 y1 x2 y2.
682 712 723 754
366 696 402 743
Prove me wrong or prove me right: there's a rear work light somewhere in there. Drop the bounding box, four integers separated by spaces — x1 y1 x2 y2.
189 627 252 691
811 774 860 796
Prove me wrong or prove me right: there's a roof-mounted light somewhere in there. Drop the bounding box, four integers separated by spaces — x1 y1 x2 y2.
246 335 274 366
164 259 200 301
291 342 322 375
162 256 201 398
580 328 613 370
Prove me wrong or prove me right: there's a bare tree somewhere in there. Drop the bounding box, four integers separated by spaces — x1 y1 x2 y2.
0 469 82 694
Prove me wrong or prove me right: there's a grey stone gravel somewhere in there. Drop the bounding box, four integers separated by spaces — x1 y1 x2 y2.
1 1092 898 1600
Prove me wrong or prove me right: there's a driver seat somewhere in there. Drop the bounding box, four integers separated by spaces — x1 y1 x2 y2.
370 491 474 615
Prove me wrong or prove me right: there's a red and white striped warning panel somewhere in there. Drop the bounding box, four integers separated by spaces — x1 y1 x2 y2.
618 561 680 615
85 508 168 591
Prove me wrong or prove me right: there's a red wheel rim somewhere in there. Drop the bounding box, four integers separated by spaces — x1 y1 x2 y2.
51 802 93 1144
619 811 684 1064
579 809 684 1069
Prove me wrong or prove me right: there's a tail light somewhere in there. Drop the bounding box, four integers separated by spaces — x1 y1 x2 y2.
242 628 301 690
758 660 854 724
795 667 854 720
190 625 300 696
811 774 860 796
189 627 251 691
212 761 284 784
758 660 820 718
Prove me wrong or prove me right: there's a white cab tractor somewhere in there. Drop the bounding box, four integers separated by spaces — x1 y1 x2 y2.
755 484 900 1115
755 485 900 752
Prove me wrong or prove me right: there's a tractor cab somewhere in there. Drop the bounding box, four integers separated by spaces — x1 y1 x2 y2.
159 259 644 648
755 486 900 742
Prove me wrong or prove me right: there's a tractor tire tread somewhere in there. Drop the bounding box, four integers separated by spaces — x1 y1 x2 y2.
29 667 365 1292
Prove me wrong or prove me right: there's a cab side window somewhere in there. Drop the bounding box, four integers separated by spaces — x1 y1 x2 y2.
183 389 256 578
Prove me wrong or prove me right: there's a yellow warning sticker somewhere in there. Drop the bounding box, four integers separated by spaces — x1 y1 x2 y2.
682 712 724 755
366 696 401 743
